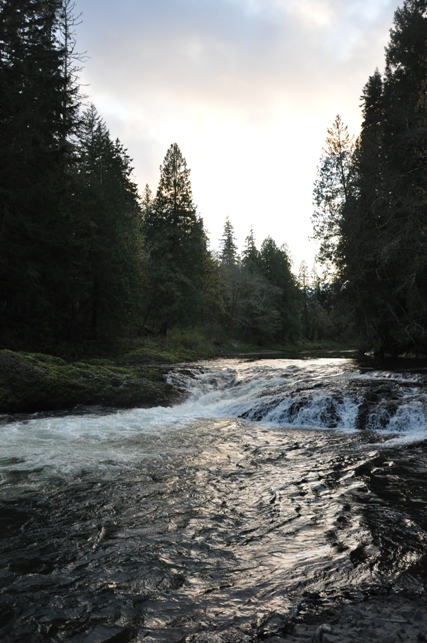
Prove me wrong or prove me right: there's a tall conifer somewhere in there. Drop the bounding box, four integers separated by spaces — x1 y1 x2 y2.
0 0 80 346
142 143 207 333
219 217 238 268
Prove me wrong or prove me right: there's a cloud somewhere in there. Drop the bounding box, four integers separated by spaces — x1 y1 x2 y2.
75 0 398 266
77 0 395 114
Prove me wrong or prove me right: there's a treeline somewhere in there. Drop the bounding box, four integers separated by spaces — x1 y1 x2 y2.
0 0 343 353
313 0 427 356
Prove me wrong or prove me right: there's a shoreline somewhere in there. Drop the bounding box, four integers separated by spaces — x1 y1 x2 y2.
0 350 184 416
2 340 425 416
0 340 358 416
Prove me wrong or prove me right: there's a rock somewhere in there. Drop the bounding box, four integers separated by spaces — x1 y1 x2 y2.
0 349 182 414
81 625 136 643
312 624 333 642
259 614 287 639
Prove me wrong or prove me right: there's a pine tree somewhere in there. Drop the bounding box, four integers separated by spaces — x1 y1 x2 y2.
340 70 388 343
75 105 144 339
241 226 261 273
141 184 153 220
0 0 81 347
298 261 310 339
219 217 238 267
312 115 355 274
142 143 208 333
312 1 427 353
259 238 300 339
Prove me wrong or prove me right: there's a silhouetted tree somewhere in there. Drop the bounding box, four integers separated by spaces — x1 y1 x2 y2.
241 227 261 274
312 115 355 275
219 217 238 267
142 143 208 333
74 106 144 339
0 0 81 347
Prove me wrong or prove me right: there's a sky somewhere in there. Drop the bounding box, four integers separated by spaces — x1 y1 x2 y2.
74 0 398 271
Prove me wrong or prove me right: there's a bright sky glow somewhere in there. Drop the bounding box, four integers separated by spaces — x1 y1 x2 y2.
75 0 397 270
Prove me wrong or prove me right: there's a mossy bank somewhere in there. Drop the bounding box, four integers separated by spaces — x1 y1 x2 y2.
0 350 185 415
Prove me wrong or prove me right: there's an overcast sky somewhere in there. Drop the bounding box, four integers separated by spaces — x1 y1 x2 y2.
75 0 398 270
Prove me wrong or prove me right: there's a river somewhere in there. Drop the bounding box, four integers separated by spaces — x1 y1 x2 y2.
2 355 427 642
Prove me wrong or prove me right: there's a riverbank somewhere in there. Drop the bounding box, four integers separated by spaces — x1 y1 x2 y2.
0 350 184 415
0 335 357 415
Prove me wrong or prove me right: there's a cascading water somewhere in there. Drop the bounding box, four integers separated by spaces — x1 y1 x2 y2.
168 357 427 438
2 356 427 643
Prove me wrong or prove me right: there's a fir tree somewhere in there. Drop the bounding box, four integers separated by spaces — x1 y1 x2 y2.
141 184 153 220
259 238 300 339
219 217 238 267
0 0 81 346
74 106 144 339
312 1 427 353
241 226 260 273
142 143 208 333
312 115 355 273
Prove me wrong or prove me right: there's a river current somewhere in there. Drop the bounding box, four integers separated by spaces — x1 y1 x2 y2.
2 356 427 642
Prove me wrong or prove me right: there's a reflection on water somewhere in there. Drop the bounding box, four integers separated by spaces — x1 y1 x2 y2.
1 357 427 642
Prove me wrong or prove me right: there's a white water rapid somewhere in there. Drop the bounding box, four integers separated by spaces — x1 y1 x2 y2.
3 357 427 643
1 357 427 489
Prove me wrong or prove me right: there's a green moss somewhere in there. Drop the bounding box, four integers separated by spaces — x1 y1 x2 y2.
0 350 182 414
20 352 67 366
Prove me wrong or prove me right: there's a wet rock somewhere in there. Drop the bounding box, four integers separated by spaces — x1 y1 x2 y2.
184 634 222 643
312 624 333 642
81 625 136 643
259 614 287 638
414 610 427 623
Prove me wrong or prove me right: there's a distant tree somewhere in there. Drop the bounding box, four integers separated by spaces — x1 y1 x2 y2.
226 269 282 341
219 217 238 267
259 237 300 339
298 261 310 338
241 226 261 274
141 184 153 220
142 143 208 333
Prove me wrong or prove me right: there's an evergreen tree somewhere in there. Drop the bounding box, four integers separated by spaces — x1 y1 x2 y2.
298 261 310 339
259 238 300 339
0 0 81 347
219 217 238 267
312 1 427 353
241 226 261 273
74 106 144 339
142 143 208 333
340 71 389 343
312 115 355 274
141 183 153 220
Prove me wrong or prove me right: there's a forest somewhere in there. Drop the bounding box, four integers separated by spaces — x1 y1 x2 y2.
1 0 427 357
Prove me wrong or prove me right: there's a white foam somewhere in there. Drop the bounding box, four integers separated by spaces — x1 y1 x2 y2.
1 357 427 483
